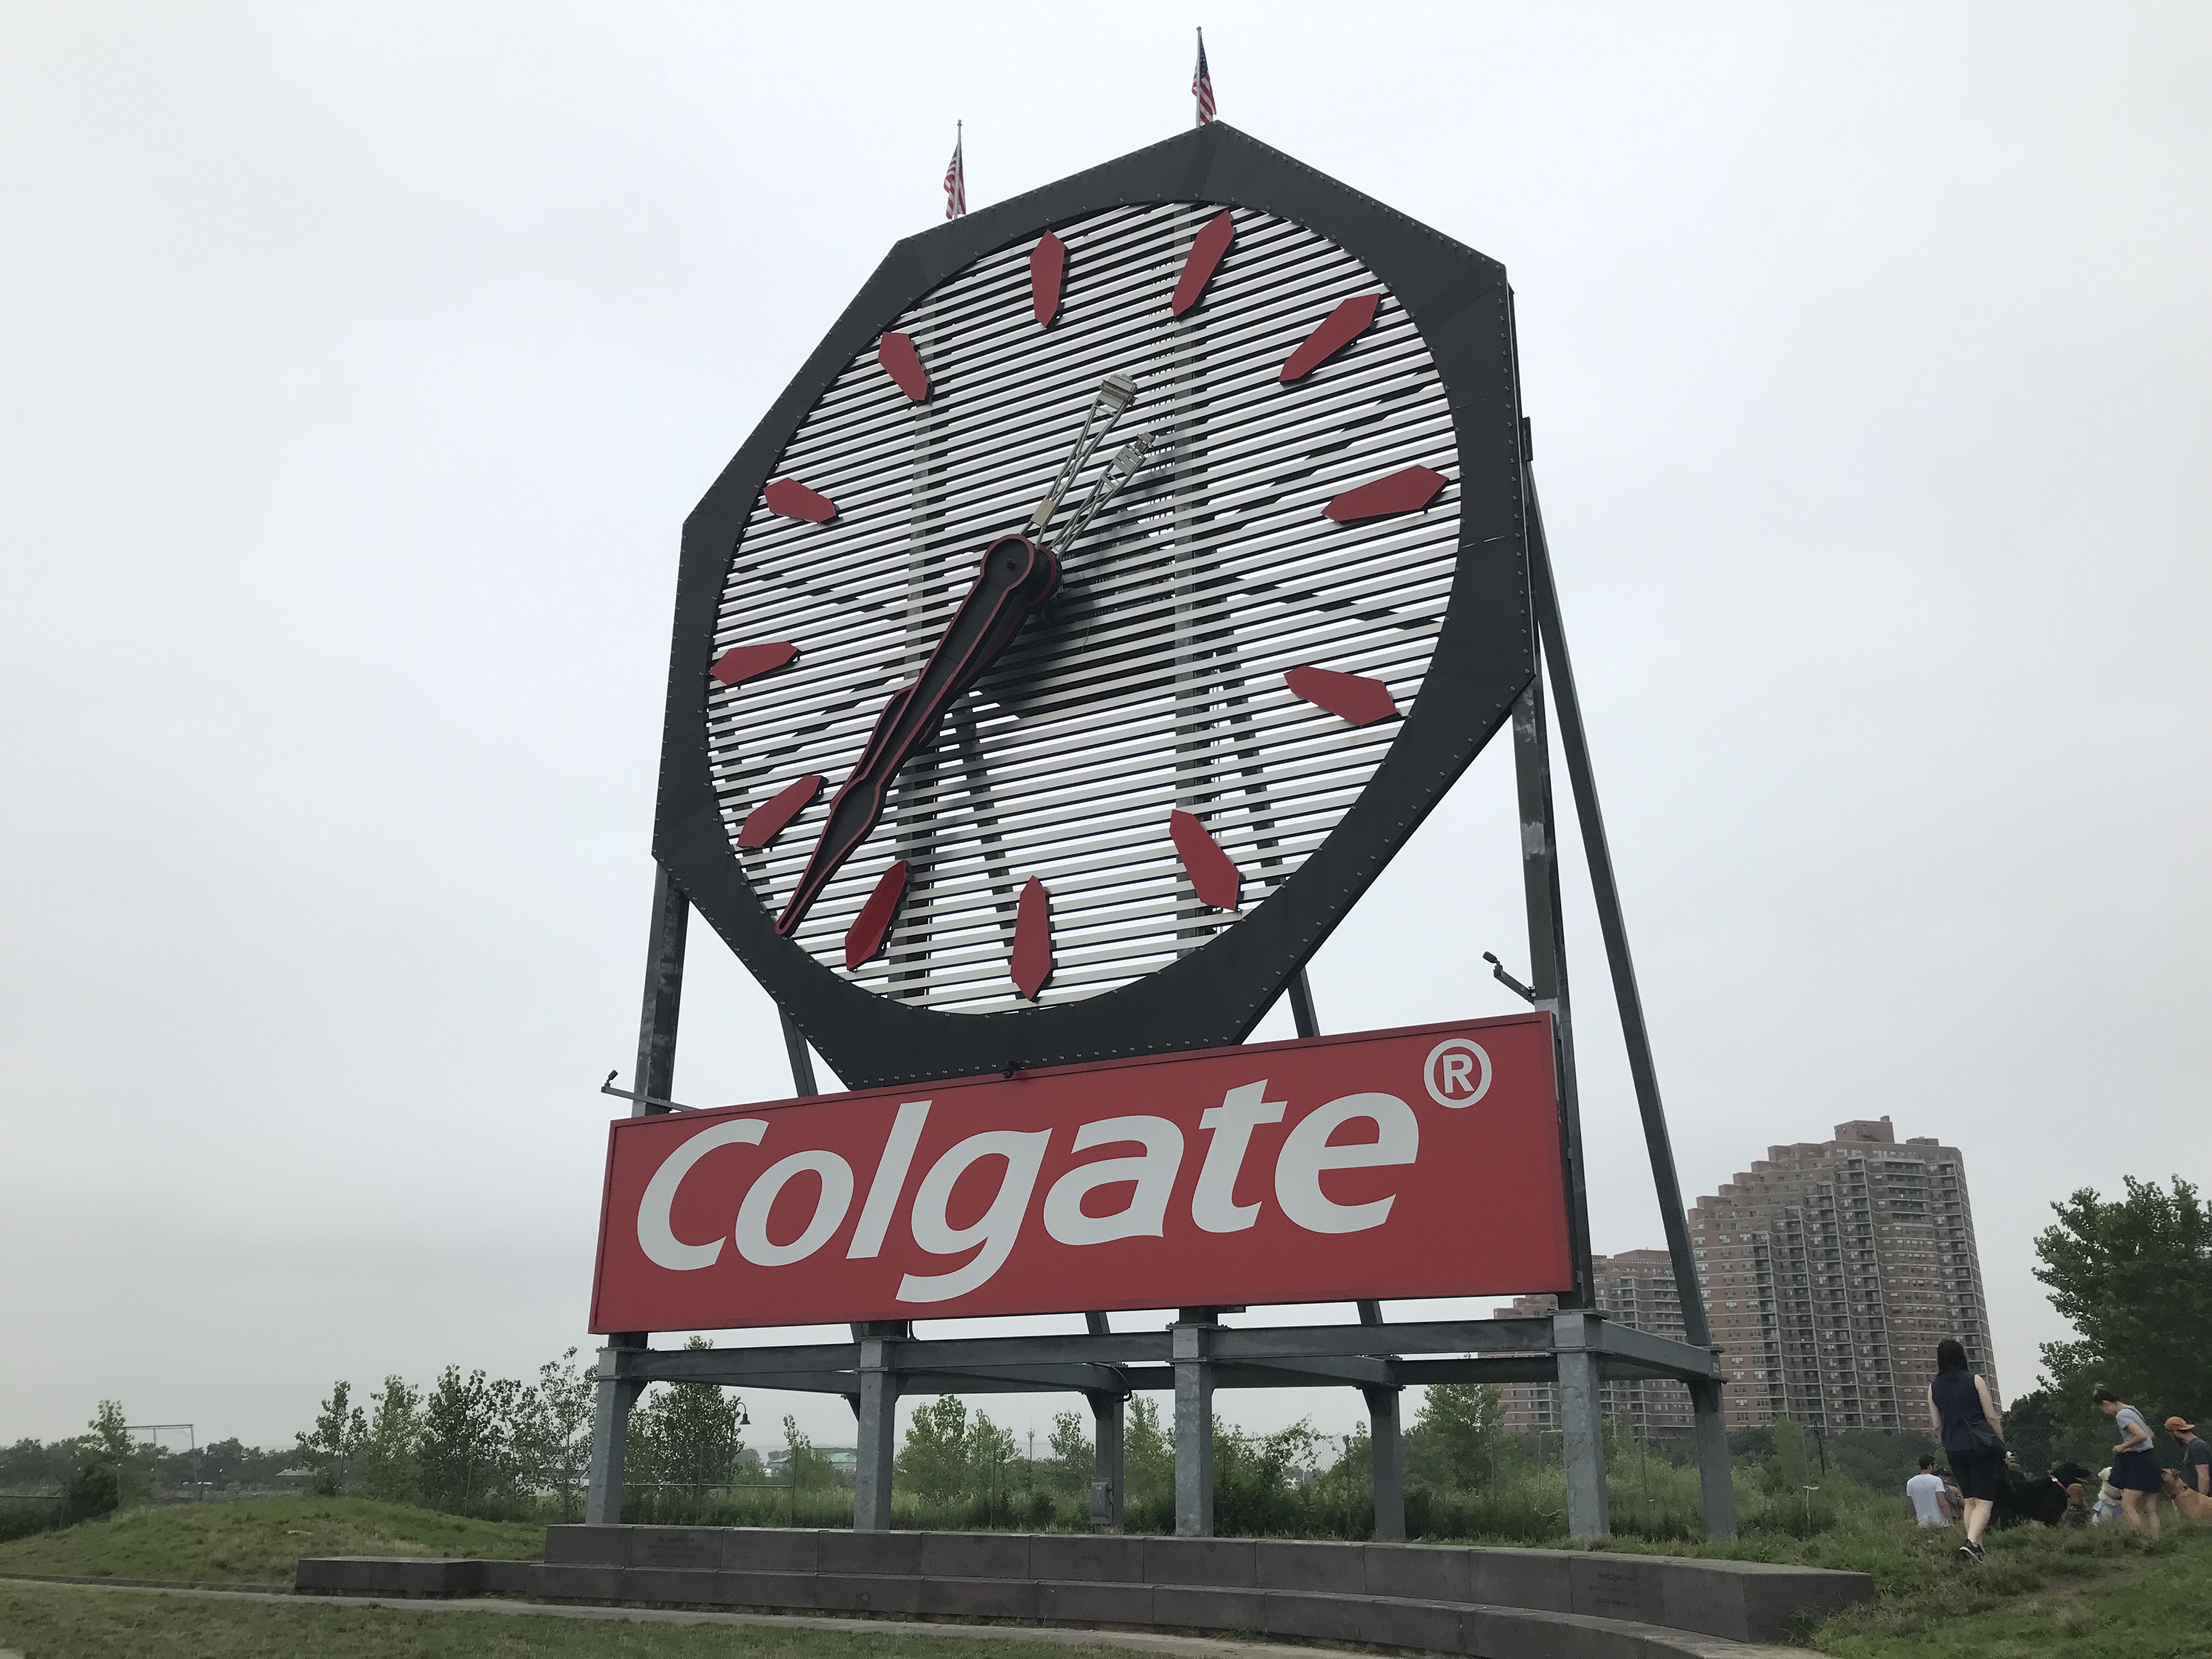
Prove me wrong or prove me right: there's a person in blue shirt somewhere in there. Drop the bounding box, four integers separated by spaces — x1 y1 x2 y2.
2096 1386 2160 1538
1927 1338 2005 1561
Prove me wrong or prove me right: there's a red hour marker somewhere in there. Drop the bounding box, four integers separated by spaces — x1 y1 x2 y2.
1011 877 1054 1000
709 641 799 687
738 775 824 849
1170 211 1235 318
1280 295 1381 383
1169 810 1243 911
1030 232 1066 326
844 860 908 969
878 332 930 401
764 478 836 522
1285 665 1398 727
1323 465 1447 522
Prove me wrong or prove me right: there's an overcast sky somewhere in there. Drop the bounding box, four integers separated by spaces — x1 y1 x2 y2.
4 3 2206 1457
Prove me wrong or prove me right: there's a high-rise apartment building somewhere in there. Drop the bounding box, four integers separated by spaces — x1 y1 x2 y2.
1496 1118 1994 1437
1692 1116 1994 1432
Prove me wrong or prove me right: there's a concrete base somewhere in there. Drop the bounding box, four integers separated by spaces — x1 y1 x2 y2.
298 1528 1870 1654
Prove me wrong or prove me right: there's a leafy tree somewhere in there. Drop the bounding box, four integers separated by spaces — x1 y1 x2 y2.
357 1378 422 1503
781 1415 838 1491
1122 1393 1175 1519
1215 1419 1321 1536
968 1409 1017 1522
2034 1176 2211 1419
898 1395 973 1511
1407 1384 1504 1490
1043 1410 1093 1498
1768 1415 1810 1495
63 1401 136 1519
633 1339 746 1505
295 1381 368 1496
418 1366 505 1513
0 1437 72 1492
514 1349 595 1520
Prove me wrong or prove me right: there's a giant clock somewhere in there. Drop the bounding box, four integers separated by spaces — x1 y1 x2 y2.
652 125 1535 1090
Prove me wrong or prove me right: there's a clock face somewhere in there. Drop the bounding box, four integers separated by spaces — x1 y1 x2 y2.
654 126 1533 1089
708 204 1460 1015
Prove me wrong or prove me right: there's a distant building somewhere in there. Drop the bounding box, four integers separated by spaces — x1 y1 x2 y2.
1497 1118 1995 1437
1496 1250 1695 1439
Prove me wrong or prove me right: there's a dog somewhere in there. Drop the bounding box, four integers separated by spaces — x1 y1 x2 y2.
2160 1468 2212 1522
1989 1465 2075 1529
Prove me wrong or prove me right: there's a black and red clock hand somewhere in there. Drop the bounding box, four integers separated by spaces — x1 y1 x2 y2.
775 377 1155 938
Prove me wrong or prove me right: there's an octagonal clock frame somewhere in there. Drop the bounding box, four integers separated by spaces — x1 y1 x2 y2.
652 123 1536 1091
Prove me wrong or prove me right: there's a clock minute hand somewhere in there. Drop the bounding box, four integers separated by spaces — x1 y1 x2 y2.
774 533 1060 937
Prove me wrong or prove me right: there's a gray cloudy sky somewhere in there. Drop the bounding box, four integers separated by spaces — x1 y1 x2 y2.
4 3 2207 1456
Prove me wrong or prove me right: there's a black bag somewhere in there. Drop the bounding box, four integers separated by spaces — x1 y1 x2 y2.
1965 1415 2007 1461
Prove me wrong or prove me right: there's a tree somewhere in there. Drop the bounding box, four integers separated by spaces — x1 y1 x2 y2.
514 1350 595 1520
633 1340 746 1506
898 1395 972 1511
68 1401 133 1520
781 1416 838 1491
295 1381 368 1496
1407 1383 1504 1491
2034 1176 2211 1418
357 1378 422 1503
418 1367 505 1513
1122 1393 1174 1515
968 1410 1017 1522
1043 1410 1093 1498
1214 1419 1320 1536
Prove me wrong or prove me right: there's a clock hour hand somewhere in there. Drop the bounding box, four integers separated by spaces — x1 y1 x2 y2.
775 533 1060 936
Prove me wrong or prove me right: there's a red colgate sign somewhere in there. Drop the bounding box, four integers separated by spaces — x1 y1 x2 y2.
589 1015 1570 1332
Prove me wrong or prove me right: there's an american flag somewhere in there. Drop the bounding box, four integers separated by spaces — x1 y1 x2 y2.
1192 30 1216 126
944 123 966 219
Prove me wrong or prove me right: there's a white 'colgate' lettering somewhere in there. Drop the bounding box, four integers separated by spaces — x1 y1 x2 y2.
899 1130 1050 1302
1192 1082 1286 1232
1274 1092 1418 1234
1043 1115 1183 1245
630 1080 1426 1289
636 1118 766 1270
848 1100 930 1258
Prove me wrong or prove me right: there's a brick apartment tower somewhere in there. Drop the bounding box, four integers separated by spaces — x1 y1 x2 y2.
1499 1118 1995 1437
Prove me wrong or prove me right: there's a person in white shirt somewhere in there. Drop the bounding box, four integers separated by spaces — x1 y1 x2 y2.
1907 1454 1953 1527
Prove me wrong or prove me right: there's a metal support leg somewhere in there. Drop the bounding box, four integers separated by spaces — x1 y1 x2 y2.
1520 436 1734 1537
1554 1311 1610 1539
1287 967 1320 1039
632 864 687 1109
584 1350 644 1526
1689 1378 1737 1539
1363 1385 1407 1541
779 1009 819 1096
851 1336 899 1531
1087 1390 1126 1531
1172 1318 1215 1536
586 866 686 1523
1512 674 1595 1306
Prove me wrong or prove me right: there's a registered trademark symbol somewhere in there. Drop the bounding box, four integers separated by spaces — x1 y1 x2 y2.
1423 1037 1492 1108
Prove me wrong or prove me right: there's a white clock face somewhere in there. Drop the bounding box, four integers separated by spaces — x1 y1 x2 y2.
707 201 1462 1016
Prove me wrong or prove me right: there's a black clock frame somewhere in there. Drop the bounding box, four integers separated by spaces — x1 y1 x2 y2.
652 122 1536 1090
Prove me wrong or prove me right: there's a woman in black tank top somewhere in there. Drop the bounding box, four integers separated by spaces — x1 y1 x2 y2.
1927 1338 2005 1560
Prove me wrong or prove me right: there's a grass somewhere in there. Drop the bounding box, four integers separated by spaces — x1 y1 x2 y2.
1 1489 2207 1658
0 1498 543 1587
0 1583 1138 1659
1807 1520 2212 1657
